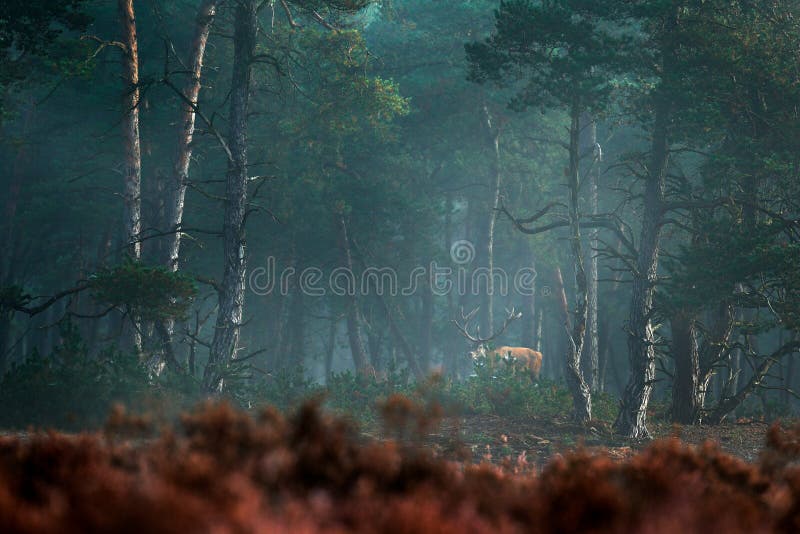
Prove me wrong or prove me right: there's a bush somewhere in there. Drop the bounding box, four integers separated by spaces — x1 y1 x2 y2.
0 321 152 431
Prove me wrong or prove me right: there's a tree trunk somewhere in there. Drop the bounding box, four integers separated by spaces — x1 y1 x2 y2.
0 102 34 375
670 312 704 424
366 317 384 373
325 315 337 384
535 306 543 353
520 243 537 350
483 104 502 336
581 114 600 392
338 215 370 375
564 106 592 423
284 278 305 370
380 297 424 381
152 1 218 371
420 283 433 371
443 190 457 377
204 0 257 392
118 0 142 260
614 96 670 439
162 0 218 270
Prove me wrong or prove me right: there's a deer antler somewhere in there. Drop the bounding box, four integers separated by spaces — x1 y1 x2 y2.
452 306 522 345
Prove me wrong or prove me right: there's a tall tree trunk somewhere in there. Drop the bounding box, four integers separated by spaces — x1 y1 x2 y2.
614 96 670 438
520 242 537 350
581 114 600 392
117 0 144 358
380 296 424 381
670 311 704 424
338 215 370 375
420 283 433 371
162 0 218 270
204 0 257 392
0 102 34 375
443 190 458 377
564 106 592 423
154 1 219 371
118 0 142 260
482 104 502 336
325 315 337 384
535 306 543 353
285 287 305 370
366 315 384 372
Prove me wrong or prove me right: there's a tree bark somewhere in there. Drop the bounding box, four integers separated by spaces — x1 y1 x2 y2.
706 341 800 425
0 102 34 375
483 104 502 336
380 296 424 381
564 106 592 423
337 215 370 375
204 0 257 392
614 95 670 439
420 283 433 371
535 306 543 353
152 1 218 371
582 115 600 392
520 242 537 350
285 288 305 369
118 0 142 260
325 315 337 384
162 0 218 270
670 312 704 424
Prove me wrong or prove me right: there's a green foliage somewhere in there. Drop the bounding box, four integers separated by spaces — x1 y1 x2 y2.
661 219 800 332
89 260 197 321
324 368 413 423
466 0 628 114
0 285 26 313
451 355 571 417
0 321 151 431
0 0 92 112
244 364 321 412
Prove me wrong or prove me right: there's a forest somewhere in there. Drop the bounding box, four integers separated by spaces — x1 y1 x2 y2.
1 0 800 531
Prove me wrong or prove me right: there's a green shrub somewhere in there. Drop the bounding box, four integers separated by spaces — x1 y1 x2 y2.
243 364 320 411
0 321 152 431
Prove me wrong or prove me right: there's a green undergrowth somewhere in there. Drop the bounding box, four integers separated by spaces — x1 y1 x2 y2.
0 329 622 432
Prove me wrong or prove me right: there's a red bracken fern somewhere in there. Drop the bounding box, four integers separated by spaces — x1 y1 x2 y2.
1 401 800 533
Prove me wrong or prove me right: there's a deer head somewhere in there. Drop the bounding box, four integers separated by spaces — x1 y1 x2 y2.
452 306 522 360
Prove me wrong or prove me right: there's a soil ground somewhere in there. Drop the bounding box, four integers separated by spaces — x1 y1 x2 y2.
1 412 776 468
416 414 773 467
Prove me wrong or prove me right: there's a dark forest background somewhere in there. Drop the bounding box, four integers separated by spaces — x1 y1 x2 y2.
1 0 800 438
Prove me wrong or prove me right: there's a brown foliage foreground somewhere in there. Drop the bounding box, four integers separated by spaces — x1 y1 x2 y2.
1 401 800 533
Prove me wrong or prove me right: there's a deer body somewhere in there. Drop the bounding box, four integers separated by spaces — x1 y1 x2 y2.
453 306 542 382
471 345 543 381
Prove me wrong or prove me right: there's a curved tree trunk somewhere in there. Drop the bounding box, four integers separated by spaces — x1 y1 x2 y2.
204 0 257 392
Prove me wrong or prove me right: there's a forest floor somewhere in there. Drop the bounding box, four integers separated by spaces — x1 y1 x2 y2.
0 411 776 467
412 414 773 467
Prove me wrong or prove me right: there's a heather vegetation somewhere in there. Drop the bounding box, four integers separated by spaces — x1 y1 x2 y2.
1 401 800 532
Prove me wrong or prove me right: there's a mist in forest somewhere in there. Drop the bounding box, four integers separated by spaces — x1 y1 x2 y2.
1 0 799 445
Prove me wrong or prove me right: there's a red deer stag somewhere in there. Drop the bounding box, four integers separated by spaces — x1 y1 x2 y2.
453 307 543 381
